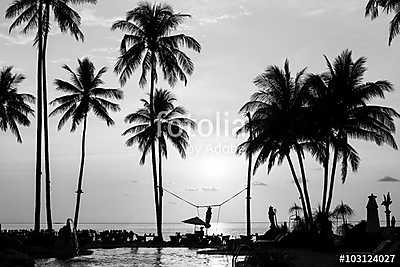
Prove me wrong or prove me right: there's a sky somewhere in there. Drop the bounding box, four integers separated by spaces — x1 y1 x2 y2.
0 0 400 227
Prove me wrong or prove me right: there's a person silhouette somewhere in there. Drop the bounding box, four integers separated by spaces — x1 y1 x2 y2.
268 206 276 229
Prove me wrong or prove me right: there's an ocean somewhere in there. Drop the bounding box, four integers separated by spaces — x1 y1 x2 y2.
3 222 269 267
1 222 271 239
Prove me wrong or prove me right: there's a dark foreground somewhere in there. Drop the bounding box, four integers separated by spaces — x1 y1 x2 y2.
1 224 400 267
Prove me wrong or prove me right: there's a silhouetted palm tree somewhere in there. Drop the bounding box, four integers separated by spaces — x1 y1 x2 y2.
306 50 399 214
6 0 44 232
0 66 35 143
237 60 313 225
50 58 123 228
6 0 97 231
123 89 194 240
365 0 400 45
332 201 354 225
112 2 201 240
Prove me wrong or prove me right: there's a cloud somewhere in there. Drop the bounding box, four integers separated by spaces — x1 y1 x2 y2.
198 5 251 25
80 8 120 28
90 47 118 54
202 186 219 192
252 181 267 187
168 201 177 205
185 187 199 192
51 58 74 65
302 8 327 17
0 33 33 45
378 176 400 183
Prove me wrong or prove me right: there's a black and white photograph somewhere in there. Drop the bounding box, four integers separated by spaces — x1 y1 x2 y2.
0 0 400 266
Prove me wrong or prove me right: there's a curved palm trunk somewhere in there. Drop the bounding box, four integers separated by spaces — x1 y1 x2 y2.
322 139 330 212
286 154 309 223
42 3 53 231
158 140 163 238
73 115 87 229
34 0 44 233
150 55 161 241
295 148 313 224
325 147 339 214
246 113 252 237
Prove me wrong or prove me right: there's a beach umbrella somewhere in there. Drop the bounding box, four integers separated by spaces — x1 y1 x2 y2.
182 216 207 226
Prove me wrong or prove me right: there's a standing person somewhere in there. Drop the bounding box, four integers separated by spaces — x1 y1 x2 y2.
268 206 276 229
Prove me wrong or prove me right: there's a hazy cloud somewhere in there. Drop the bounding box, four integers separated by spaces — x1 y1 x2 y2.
378 176 400 183
198 5 251 25
252 181 267 187
202 186 219 192
185 187 199 192
0 33 33 45
80 8 120 28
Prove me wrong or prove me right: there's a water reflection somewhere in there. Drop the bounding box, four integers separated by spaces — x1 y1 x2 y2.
36 247 232 267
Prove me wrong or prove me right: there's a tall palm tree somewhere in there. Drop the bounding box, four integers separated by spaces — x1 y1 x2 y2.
50 58 123 228
123 88 195 241
365 0 400 45
6 0 44 232
237 60 313 225
112 2 201 240
6 0 97 231
0 66 35 143
332 201 354 225
307 50 399 214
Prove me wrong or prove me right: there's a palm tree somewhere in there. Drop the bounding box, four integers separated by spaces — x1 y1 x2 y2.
123 88 195 240
237 60 313 225
332 201 354 225
6 0 97 231
6 0 44 232
0 66 35 143
365 0 400 45
50 58 123 228
112 2 201 240
306 50 399 214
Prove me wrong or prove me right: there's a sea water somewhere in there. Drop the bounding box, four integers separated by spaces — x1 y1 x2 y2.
2 222 268 267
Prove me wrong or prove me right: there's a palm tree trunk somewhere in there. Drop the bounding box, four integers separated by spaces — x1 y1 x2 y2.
158 140 163 239
295 147 313 224
286 154 309 223
322 139 330 212
246 113 252 237
34 0 44 233
325 147 339 214
73 115 87 229
150 54 161 241
42 2 52 231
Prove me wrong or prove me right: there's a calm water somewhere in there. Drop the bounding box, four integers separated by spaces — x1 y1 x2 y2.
35 248 235 267
2 222 264 267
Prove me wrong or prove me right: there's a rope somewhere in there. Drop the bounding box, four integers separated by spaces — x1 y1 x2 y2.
161 186 247 208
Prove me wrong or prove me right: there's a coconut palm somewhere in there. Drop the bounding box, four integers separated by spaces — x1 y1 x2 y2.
6 0 97 231
50 58 123 228
123 88 195 240
306 50 399 214
6 0 44 232
237 60 313 225
332 201 354 225
112 2 201 240
365 0 400 45
0 66 35 143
